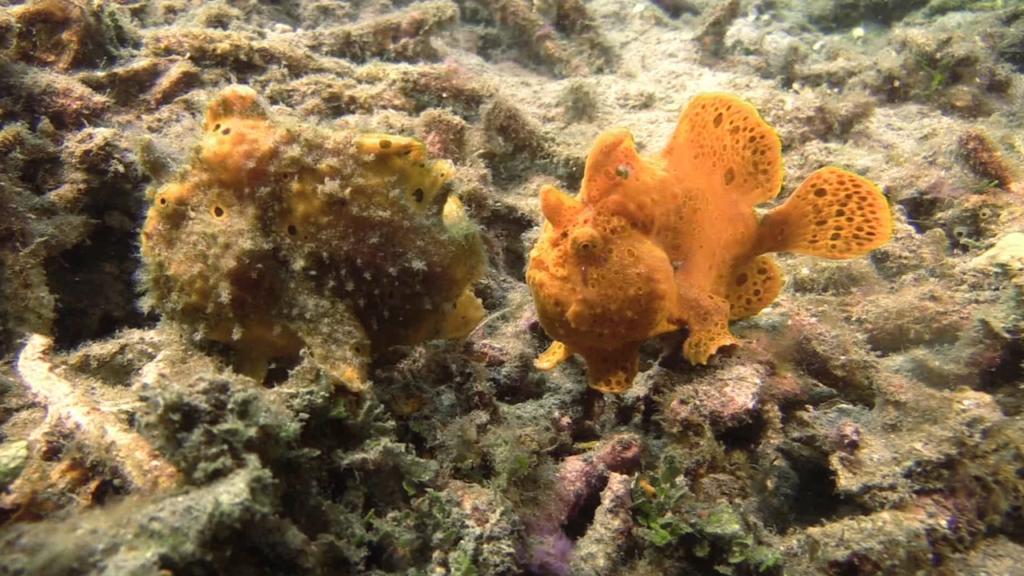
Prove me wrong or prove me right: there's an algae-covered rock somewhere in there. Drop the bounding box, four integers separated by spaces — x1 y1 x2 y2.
0 465 312 576
971 231 1024 276
0 440 28 492
778 0 930 30
6 0 137 72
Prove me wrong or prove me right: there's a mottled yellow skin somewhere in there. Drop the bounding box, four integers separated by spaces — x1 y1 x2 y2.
141 86 486 392
527 93 893 393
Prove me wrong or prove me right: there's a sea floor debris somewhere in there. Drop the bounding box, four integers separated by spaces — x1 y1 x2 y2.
4 334 178 511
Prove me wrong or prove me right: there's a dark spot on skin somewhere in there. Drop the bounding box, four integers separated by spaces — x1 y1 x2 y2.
753 289 761 296
379 139 392 149
413 188 425 202
813 188 827 198
287 225 297 236
830 233 842 240
757 267 768 275
724 167 735 186
214 206 225 218
222 128 231 136
616 166 631 179
835 208 845 217
713 113 724 127
213 123 221 132
735 272 749 287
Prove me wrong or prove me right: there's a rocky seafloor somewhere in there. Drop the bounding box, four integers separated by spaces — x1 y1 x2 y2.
3 0 1024 574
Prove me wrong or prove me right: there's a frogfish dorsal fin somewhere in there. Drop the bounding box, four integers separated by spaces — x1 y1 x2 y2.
663 93 783 206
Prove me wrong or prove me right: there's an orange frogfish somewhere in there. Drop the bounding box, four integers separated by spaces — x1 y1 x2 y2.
526 93 893 393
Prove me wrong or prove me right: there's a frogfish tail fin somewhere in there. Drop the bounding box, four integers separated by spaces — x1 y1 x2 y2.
755 167 892 259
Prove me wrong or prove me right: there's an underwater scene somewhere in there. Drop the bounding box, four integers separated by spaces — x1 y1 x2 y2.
2 0 1024 574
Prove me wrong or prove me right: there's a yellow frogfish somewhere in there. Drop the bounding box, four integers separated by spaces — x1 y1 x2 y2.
526 93 893 393
140 86 486 393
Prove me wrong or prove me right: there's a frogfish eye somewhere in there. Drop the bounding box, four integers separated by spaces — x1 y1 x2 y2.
570 226 604 256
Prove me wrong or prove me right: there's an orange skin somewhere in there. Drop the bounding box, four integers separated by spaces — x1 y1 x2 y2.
527 93 893 393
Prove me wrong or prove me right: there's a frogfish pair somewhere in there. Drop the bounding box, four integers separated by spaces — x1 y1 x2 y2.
526 93 893 393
